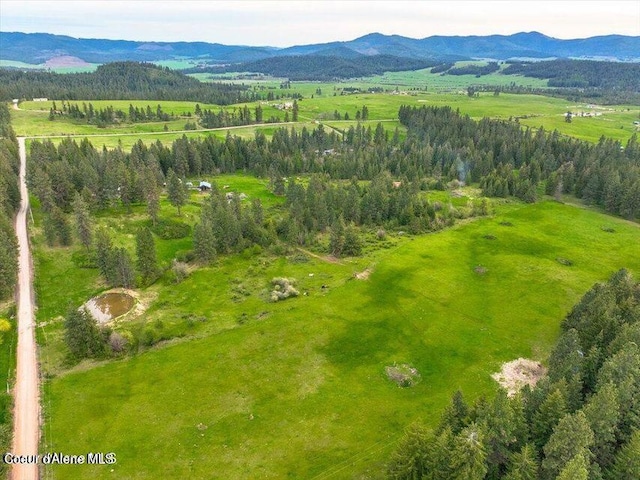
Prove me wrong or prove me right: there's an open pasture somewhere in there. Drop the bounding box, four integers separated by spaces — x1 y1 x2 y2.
42 200 640 479
12 89 638 145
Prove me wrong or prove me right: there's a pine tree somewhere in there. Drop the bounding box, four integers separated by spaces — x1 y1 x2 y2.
608 430 640 480
387 424 430 479
0 218 17 300
532 388 567 450
136 227 158 285
342 223 362 256
166 169 187 216
329 217 344 256
113 247 134 288
504 444 538 480
193 222 216 264
72 192 93 250
95 227 113 283
438 390 470 435
556 452 589 480
541 411 595 480
450 424 488 480
583 382 620 470
145 169 160 226
64 307 107 360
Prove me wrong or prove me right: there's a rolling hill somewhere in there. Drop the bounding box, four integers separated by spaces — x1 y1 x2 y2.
1 31 639 67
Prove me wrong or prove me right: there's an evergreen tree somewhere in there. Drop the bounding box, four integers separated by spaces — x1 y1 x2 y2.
342 223 362 256
113 247 135 288
541 411 595 480
532 388 567 451
145 170 160 226
387 424 431 480
136 227 158 285
72 192 93 250
0 217 17 300
556 452 589 480
64 307 107 360
608 430 640 480
583 382 620 470
439 390 470 435
95 227 113 283
504 444 538 480
193 221 217 264
166 169 187 216
450 424 488 480
50 206 73 246
329 217 344 256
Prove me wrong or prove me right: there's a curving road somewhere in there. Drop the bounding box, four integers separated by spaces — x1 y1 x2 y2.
12 137 40 480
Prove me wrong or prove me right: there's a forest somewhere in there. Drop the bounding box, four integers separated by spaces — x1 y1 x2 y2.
502 59 640 91
388 269 640 480
27 105 640 252
185 54 438 81
0 62 257 105
0 104 20 301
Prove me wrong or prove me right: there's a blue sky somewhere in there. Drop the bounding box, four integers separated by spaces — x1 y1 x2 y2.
1 0 638 47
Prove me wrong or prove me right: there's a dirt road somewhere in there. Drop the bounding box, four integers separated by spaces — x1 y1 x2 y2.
11 137 40 480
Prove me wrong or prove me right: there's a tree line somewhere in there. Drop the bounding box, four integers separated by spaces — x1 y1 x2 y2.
0 103 20 301
49 101 175 126
398 105 640 220
0 62 258 105
27 105 639 228
183 54 437 81
388 269 640 479
502 59 640 92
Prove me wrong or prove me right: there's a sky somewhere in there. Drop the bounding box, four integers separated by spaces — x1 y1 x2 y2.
1 0 638 47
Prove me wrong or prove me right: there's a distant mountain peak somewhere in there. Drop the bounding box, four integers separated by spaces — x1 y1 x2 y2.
1 30 638 65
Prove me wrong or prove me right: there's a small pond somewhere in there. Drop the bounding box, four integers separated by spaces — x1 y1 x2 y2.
84 292 135 324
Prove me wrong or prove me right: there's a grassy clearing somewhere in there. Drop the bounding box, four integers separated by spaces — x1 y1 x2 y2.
42 199 640 479
10 90 639 145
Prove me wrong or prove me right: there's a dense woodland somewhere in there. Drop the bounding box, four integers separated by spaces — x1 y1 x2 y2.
446 62 500 77
184 54 437 81
27 105 640 264
388 269 640 480
0 104 20 301
0 62 256 105
502 59 640 91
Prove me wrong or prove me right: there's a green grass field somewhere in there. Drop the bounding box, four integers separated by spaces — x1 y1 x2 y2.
40 199 640 479
11 89 639 145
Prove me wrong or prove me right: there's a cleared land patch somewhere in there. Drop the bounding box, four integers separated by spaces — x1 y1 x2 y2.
43 200 640 479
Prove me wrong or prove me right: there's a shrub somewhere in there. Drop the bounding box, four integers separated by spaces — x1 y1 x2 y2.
171 260 189 284
151 218 192 240
269 277 299 302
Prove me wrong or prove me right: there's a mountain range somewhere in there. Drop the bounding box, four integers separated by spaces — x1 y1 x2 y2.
2 31 639 66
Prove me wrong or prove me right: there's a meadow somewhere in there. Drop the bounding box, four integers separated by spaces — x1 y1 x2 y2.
8 65 639 478
12 88 639 145
36 196 640 479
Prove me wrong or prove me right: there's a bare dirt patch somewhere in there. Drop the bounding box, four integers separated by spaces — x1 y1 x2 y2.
474 265 488 275
492 358 546 396
354 268 373 280
385 364 420 387
296 247 344 265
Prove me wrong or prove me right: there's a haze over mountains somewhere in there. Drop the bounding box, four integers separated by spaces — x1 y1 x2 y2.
2 31 639 66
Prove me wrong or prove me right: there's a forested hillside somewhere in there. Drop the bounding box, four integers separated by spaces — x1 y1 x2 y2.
0 62 255 105
0 104 20 301
186 54 437 81
502 59 640 91
389 269 640 480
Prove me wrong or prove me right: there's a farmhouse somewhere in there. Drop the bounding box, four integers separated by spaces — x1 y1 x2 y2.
33 97 48 102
